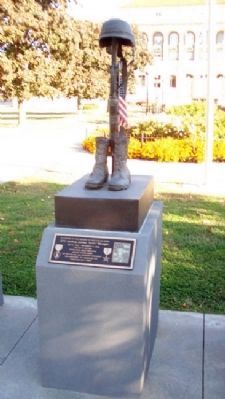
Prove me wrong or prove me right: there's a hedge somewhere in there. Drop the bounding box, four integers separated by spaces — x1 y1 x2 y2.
129 121 190 140
83 101 225 162
166 102 225 139
125 102 225 141
83 136 225 163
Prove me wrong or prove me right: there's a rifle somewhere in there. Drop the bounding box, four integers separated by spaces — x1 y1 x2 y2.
109 40 128 171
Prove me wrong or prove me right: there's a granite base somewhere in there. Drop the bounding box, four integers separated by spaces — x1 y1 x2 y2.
36 201 162 397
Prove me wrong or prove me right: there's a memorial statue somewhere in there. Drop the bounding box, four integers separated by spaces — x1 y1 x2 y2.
85 19 135 191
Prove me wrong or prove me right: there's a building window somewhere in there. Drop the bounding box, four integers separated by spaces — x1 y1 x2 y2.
168 31 179 60
153 32 163 60
216 31 224 53
185 31 195 60
216 74 224 103
170 75 176 88
142 32 149 50
186 74 194 99
154 75 161 88
198 32 206 60
138 74 146 87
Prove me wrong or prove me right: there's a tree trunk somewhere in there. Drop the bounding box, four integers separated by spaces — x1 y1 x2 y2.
77 96 81 110
18 101 26 126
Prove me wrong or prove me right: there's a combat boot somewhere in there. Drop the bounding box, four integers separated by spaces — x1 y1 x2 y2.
85 137 109 189
108 135 130 191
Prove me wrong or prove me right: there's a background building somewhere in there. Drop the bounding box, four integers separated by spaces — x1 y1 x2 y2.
131 4 225 108
74 1 225 109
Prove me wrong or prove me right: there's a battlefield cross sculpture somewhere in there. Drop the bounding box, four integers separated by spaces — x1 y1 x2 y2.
85 19 135 191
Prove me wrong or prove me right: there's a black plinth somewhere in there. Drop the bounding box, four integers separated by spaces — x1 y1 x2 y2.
55 175 154 232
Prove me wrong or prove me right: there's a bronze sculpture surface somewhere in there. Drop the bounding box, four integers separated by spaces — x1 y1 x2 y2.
85 18 135 191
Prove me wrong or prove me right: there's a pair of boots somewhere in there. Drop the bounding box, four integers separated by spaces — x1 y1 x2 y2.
85 136 130 191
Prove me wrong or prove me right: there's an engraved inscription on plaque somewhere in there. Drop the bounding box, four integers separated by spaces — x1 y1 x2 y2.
49 234 136 270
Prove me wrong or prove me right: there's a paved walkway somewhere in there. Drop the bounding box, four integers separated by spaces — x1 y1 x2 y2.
0 295 225 399
0 120 225 195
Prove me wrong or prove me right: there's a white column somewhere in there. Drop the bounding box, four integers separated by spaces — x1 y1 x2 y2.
204 0 216 184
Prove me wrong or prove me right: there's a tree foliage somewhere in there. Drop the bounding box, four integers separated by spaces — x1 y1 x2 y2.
0 0 57 102
0 0 151 103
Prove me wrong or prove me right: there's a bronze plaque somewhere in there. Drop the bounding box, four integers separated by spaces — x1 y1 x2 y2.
49 234 136 270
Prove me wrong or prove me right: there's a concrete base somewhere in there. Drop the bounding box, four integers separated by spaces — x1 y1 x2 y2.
0 274 4 306
36 201 162 397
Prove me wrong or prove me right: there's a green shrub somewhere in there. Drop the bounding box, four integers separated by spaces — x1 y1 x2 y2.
82 103 99 111
213 139 225 161
128 101 225 142
129 120 189 141
166 101 225 140
215 109 225 139
83 100 225 162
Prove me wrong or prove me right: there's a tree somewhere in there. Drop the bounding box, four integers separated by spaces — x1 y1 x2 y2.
0 0 58 122
65 20 152 101
0 1 85 115
66 20 110 102
0 1 151 120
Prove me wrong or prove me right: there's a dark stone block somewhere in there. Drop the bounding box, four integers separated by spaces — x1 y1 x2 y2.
55 175 154 232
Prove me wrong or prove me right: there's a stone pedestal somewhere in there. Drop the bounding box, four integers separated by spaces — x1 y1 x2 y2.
55 175 154 232
36 175 162 397
0 274 3 306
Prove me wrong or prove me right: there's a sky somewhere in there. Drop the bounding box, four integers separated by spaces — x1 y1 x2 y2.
69 0 224 23
69 0 130 19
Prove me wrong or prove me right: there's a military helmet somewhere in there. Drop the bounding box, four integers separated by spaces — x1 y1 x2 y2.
99 18 135 48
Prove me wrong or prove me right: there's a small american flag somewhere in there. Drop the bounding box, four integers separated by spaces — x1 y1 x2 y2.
118 78 128 128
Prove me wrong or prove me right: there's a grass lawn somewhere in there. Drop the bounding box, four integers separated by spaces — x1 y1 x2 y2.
0 182 225 314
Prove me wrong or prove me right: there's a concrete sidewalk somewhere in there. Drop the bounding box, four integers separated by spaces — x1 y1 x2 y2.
0 295 225 399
